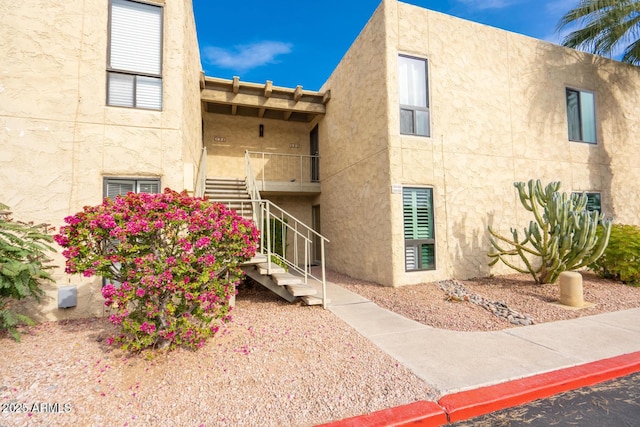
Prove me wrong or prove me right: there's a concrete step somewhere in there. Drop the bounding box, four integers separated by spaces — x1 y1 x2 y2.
285 283 318 297
242 254 268 265
204 187 249 199
206 177 245 183
271 272 302 286
300 295 329 306
256 262 286 275
241 266 297 303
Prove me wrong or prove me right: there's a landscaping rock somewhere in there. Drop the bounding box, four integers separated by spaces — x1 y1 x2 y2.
438 280 535 326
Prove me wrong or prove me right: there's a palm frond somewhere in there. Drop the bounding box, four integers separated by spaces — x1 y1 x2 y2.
557 0 640 65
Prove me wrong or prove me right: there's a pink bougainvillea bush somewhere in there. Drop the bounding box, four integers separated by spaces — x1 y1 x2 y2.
54 189 258 351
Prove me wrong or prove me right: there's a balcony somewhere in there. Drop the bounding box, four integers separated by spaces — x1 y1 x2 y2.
247 151 320 195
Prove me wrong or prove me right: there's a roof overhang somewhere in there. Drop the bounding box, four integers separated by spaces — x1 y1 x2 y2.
201 76 330 123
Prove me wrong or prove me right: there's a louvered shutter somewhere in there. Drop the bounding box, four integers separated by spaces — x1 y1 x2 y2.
585 193 601 213
403 188 435 271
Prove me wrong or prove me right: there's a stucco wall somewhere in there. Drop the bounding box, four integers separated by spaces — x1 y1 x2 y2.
178 0 205 194
383 1 640 285
0 0 203 320
317 1 396 285
204 113 315 180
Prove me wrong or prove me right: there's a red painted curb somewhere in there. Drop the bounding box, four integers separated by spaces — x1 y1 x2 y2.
316 400 447 427
438 350 640 423
318 351 640 426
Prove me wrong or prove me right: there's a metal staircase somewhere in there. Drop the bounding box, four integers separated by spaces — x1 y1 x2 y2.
201 160 329 307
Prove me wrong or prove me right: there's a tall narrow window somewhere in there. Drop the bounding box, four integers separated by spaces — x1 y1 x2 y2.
399 55 430 137
566 88 596 143
107 0 163 110
403 187 435 271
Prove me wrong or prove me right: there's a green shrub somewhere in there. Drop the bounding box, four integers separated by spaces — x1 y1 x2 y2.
589 224 640 286
0 203 54 341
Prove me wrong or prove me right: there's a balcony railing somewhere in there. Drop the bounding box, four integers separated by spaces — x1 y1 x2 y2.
247 151 320 193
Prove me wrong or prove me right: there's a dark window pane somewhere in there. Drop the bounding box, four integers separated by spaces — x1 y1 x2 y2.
566 89 581 141
400 108 414 134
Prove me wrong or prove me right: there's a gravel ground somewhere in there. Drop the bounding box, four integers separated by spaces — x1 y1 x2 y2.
2 269 639 426
1 281 435 427
332 269 640 332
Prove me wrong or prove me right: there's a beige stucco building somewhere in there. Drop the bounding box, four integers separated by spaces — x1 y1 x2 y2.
1 0 203 319
2 0 639 319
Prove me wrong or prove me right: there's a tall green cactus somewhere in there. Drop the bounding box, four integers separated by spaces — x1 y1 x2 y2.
488 179 612 284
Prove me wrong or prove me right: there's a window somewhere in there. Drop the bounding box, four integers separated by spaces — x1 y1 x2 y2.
403 187 435 271
102 178 159 287
398 55 430 137
566 89 596 143
104 178 160 198
107 0 163 110
572 192 601 214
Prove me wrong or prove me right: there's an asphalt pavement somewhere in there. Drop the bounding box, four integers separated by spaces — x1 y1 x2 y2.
451 371 640 426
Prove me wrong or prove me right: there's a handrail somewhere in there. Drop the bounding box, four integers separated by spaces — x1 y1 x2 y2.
256 200 330 309
244 150 262 203
247 150 320 191
195 146 207 198
245 150 262 225
242 150 329 308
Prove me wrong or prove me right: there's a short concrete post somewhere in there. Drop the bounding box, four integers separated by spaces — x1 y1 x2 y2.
559 271 584 307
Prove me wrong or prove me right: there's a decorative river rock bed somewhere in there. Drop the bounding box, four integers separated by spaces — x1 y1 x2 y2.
438 280 535 326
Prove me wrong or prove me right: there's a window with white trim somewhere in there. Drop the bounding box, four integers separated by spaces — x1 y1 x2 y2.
107 0 163 110
566 88 596 143
398 55 430 137
104 178 160 198
403 187 435 271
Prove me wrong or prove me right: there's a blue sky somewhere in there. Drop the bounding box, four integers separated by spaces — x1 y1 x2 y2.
193 0 578 91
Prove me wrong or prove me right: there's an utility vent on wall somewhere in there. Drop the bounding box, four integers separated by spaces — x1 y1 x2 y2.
58 286 77 308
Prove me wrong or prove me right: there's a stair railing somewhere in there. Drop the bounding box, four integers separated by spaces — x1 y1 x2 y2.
244 150 329 308
255 200 329 309
195 147 207 198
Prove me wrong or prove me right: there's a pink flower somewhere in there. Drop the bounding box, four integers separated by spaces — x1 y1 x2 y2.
140 322 156 334
195 236 211 249
136 288 145 298
102 284 116 298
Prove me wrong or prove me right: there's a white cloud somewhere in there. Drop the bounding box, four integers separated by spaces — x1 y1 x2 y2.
202 41 293 72
455 0 521 10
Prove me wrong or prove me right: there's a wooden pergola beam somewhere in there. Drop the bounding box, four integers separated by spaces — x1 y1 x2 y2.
201 89 326 114
264 80 273 98
322 90 332 104
258 107 266 118
232 76 240 94
231 105 238 115
294 85 303 102
283 111 292 121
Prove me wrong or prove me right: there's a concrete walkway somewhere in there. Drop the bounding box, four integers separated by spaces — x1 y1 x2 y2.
317 279 640 397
